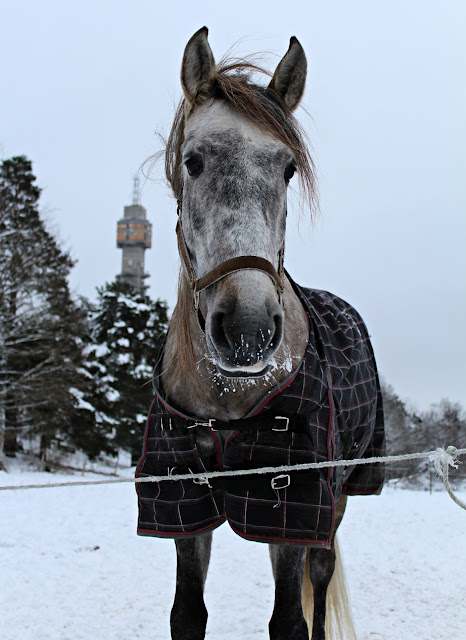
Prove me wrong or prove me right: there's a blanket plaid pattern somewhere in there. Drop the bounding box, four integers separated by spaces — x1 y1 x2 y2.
136 280 385 547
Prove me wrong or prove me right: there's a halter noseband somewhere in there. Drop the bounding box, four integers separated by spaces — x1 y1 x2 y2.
176 205 285 314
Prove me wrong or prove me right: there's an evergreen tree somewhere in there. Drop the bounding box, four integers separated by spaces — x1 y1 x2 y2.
0 156 101 464
56 296 118 462
89 279 169 463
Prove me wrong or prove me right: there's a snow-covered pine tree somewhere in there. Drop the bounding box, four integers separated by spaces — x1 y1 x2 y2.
89 279 169 464
0 156 106 466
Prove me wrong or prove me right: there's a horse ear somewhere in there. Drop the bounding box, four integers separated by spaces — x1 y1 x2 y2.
181 26 216 106
269 37 307 111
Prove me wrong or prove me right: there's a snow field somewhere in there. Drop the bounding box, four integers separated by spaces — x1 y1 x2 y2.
0 472 465 639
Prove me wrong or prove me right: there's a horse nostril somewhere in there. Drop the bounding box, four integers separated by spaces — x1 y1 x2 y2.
267 313 284 350
210 312 233 354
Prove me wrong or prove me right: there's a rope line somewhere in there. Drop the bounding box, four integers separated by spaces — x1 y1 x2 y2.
1 446 465 509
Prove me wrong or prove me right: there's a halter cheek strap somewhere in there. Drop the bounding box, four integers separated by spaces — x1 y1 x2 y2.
176 207 285 313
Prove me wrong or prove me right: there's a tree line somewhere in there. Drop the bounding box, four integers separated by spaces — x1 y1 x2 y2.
380 381 465 484
0 155 464 480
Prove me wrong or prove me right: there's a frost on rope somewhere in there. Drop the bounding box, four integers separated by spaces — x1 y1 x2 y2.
428 446 466 511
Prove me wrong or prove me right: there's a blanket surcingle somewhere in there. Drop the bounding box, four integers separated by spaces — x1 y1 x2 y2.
136 279 385 548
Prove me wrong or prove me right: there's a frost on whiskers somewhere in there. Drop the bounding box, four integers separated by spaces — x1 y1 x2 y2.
196 344 295 398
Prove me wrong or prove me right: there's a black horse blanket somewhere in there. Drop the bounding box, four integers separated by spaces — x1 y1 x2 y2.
136 280 385 548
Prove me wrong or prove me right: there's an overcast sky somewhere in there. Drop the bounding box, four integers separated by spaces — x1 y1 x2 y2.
1 0 465 411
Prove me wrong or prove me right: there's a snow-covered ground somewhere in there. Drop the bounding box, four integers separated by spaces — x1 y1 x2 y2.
0 470 465 640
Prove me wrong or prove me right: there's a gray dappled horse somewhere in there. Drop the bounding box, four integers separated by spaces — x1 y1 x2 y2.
137 27 384 640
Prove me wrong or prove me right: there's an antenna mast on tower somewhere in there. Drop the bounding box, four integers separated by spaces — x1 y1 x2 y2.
132 176 140 205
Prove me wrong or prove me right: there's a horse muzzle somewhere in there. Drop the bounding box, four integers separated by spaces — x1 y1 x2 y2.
206 274 284 377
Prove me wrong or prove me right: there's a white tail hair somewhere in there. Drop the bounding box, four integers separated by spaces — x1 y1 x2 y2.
301 536 357 639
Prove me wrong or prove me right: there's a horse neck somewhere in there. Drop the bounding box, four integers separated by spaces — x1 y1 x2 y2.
161 274 308 421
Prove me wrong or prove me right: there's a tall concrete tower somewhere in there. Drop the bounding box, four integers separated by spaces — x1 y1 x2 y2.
116 177 152 292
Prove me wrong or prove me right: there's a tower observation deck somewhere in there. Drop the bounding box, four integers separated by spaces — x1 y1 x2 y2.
116 177 152 292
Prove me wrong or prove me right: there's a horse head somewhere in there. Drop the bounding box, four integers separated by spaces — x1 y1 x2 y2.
173 27 309 378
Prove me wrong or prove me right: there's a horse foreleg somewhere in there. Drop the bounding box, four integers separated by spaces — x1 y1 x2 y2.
268 544 309 640
170 532 212 640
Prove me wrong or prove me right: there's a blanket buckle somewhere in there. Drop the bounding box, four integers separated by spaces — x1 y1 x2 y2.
160 417 173 434
271 474 290 490
272 416 289 431
189 418 216 429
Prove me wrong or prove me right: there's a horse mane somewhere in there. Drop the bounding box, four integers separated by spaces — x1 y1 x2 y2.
162 56 318 403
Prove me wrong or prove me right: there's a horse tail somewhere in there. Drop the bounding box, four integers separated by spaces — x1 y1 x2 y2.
301 535 357 640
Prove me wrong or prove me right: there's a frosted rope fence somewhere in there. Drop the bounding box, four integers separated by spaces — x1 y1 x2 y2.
0 446 465 510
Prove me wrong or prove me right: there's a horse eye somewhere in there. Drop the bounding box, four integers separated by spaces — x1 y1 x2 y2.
284 163 296 183
185 153 204 177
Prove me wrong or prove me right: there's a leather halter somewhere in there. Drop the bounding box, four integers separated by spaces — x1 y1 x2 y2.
176 205 285 313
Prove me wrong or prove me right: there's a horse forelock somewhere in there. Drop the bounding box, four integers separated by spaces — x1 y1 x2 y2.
165 58 318 217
